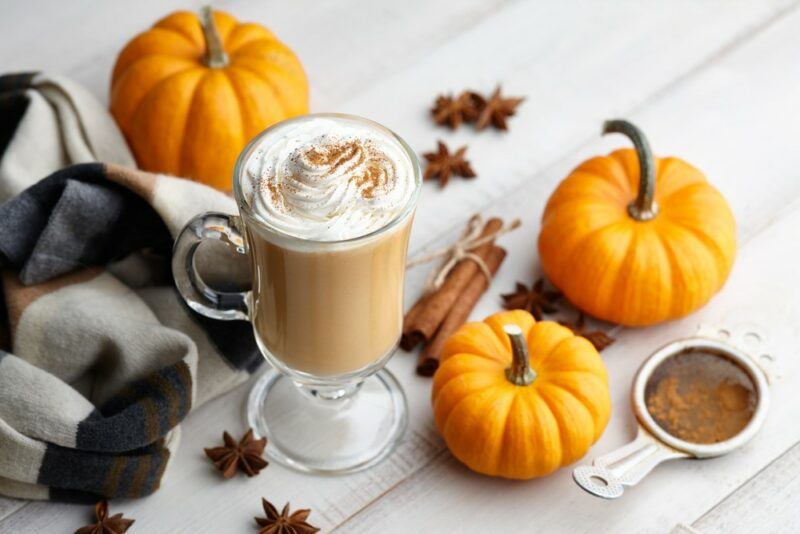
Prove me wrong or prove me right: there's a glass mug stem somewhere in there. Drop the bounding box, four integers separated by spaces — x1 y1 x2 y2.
294 381 363 404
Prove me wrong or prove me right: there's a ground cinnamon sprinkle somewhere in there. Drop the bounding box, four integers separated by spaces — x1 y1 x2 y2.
304 140 362 170
302 141 389 200
645 350 757 444
264 180 281 206
354 165 381 199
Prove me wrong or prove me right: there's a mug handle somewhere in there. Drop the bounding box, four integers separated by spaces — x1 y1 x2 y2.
172 212 251 321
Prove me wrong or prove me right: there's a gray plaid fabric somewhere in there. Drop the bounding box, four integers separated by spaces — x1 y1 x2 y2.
0 73 260 502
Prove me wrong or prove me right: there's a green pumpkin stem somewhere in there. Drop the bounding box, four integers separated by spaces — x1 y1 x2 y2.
603 119 659 221
200 6 229 68
504 324 537 386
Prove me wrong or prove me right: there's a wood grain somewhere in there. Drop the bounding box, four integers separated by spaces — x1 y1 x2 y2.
689 441 800 533
338 0 799 255
340 204 800 532
1 0 800 532
333 4 800 532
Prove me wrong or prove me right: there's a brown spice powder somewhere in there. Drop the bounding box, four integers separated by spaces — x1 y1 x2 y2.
265 180 280 206
354 165 382 199
301 140 389 200
303 141 363 172
645 350 757 444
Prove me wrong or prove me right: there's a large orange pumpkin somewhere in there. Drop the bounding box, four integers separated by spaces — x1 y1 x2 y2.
432 310 611 479
110 7 308 190
538 119 736 326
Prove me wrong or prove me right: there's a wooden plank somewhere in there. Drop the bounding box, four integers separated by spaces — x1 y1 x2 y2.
0 0 513 108
1 0 799 531
0 0 209 97
333 5 800 528
339 194 800 533
0 497 24 523
337 0 800 254
688 440 800 534
0 0 509 525
222 0 516 108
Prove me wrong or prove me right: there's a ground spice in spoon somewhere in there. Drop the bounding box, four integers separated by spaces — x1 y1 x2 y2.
645 350 757 444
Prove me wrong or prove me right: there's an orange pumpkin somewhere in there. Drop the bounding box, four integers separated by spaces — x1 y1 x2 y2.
432 310 611 479
538 119 736 326
110 7 308 190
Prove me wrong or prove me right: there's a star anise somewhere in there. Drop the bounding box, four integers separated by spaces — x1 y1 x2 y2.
204 428 268 478
423 141 476 188
74 500 134 534
560 312 615 351
476 86 524 131
501 278 560 320
431 91 484 129
255 498 320 534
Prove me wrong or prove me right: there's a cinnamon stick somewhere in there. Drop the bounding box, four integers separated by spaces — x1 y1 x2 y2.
417 245 507 376
401 218 503 350
399 293 430 350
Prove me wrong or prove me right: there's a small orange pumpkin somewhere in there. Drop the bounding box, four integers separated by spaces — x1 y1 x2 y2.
432 310 611 479
538 119 736 326
110 7 308 190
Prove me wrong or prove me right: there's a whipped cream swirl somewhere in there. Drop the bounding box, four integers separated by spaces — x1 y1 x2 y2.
243 117 415 241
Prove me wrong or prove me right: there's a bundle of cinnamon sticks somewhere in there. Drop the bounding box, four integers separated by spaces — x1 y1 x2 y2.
402 216 515 376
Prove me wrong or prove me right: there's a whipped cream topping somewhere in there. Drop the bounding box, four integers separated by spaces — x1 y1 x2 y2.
242 117 415 241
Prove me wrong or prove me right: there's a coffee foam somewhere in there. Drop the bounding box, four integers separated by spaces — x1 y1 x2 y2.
242 117 415 241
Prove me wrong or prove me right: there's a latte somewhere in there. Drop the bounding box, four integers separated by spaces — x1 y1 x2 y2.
237 115 419 377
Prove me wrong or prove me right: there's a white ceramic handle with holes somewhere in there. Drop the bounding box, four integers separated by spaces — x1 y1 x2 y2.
573 426 689 499
697 323 779 383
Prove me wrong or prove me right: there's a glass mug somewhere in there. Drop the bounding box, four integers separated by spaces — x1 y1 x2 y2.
172 114 421 474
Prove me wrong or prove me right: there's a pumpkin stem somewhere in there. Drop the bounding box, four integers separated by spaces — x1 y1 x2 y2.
504 324 537 386
200 6 229 68
603 119 659 221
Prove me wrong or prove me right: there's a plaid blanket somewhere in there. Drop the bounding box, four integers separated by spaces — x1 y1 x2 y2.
0 73 260 502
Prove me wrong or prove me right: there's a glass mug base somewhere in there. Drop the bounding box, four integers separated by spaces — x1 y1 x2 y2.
246 367 408 474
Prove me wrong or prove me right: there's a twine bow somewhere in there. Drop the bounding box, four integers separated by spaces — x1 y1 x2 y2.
407 215 521 295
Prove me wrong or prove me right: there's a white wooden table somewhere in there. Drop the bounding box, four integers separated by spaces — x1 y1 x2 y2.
2 1 800 532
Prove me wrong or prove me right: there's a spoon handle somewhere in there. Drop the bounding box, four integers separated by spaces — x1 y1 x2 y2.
573 426 688 499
